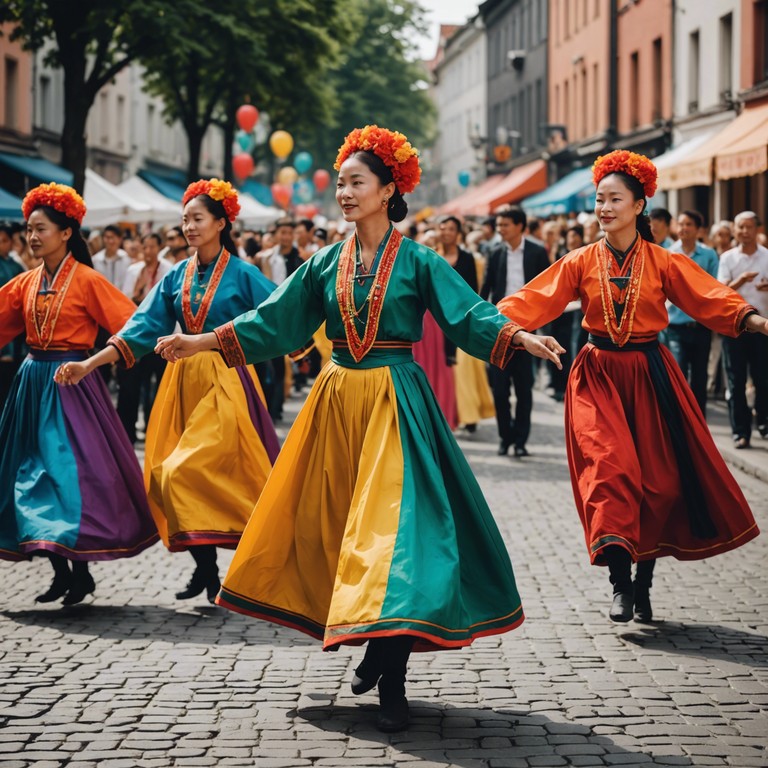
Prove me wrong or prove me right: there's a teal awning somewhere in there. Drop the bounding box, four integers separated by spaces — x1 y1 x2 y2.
521 167 594 217
0 186 23 220
138 170 186 202
240 179 273 207
0 152 74 186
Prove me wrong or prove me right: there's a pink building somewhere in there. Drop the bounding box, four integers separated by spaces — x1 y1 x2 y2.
0 24 34 152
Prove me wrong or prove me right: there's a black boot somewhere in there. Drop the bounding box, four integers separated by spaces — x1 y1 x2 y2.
375 636 413 732
633 559 656 623
176 546 220 603
35 553 72 603
351 641 381 695
63 561 95 605
604 545 633 623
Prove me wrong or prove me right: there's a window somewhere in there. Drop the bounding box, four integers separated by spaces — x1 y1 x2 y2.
519 89 526 147
581 68 587 137
564 79 570 132
564 0 570 39
39 75 51 129
757 1 768 84
536 78 543 144
4 57 18 129
652 38 662 120
630 51 639 128
719 13 733 99
99 91 108 143
688 30 700 113
595 0 600 18
554 0 560 44
592 63 599 135
117 95 125 150
555 84 560 122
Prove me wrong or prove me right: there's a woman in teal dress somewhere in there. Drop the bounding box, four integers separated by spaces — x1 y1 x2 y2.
155 126 564 731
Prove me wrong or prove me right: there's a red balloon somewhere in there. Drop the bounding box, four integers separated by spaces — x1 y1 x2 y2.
232 152 255 178
236 104 259 133
313 169 331 193
270 183 292 208
295 203 319 218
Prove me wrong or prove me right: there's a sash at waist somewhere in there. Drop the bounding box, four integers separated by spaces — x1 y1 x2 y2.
29 349 89 362
331 340 413 369
588 334 659 352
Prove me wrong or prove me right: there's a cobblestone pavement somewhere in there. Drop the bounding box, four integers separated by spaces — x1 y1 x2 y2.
1 388 767 768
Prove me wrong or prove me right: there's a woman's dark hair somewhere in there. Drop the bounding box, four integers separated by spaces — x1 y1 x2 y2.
351 150 408 223
192 194 239 256
439 215 464 235
680 209 704 229
142 232 163 247
32 205 93 267
243 236 260 259
603 171 654 243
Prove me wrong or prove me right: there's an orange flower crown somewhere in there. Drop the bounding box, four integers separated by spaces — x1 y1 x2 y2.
334 125 421 195
183 178 240 222
22 183 87 225
593 150 657 198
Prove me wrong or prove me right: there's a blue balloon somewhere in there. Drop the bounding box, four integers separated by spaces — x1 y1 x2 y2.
458 170 471 188
293 179 315 203
237 130 253 151
294 151 313 175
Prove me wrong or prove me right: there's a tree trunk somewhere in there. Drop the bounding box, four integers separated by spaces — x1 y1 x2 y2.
185 122 204 183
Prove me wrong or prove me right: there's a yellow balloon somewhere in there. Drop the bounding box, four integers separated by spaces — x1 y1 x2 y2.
277 166 298 185
270 130 294 159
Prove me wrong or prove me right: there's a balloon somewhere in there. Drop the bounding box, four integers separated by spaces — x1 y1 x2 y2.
232 152 255 178
270 183 292 208
313 169 331 193
294 179 315 204
236 104 259 133
294 151 313 175
277 166 298 185
458 170 471 188
269 130 294 159
295 203 318 218
236 130 253 152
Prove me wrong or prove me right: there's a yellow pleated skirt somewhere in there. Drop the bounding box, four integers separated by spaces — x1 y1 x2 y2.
454 350 495 425
144 351 278 551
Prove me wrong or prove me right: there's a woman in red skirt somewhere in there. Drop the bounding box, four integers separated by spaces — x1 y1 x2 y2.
498 150 767 623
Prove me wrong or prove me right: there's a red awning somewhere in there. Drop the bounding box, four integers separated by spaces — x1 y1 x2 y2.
436 174 507 217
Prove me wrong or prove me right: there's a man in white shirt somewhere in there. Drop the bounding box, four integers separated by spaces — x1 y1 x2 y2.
717 211 768 448
92 225 131 288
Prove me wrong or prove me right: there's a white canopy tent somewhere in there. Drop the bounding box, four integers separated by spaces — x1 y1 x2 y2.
237 193 282 228
115 175 183 226
82 169 154 227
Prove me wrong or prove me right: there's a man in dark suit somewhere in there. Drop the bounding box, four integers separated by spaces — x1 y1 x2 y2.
480 206 550 457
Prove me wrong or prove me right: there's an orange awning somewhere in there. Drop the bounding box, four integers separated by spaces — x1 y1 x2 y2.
715 101 768 180
480 159 547 214
436 175 507 217
665 106 768 189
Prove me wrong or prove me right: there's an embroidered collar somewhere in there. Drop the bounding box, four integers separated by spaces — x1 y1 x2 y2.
596 237 645 347
181 248 230 334
336 228 402 363
27 254 78 349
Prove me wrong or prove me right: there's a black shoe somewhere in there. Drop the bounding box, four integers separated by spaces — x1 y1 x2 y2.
734 436 750 449
377 678 409 732
497 440 511 456
176 568 209 600
62 571 95 605
513 445 530 458
758 424 768 439
464 423 477 434
206 574 221 604
351 669 380 695
633 586 653 623
609 590 634 622
35 572 72 603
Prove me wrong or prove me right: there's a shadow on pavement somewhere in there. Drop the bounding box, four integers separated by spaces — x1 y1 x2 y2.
1 604 316 647
620 620 768 667
293 701 693 765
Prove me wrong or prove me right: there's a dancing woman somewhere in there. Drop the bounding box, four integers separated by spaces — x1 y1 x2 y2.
0 184 158 604
57 180 278 603
154 126 564 731
497 151 765 623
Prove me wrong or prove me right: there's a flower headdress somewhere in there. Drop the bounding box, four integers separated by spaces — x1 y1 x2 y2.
592 150 657 198
22 183 86 225
334 125 421 195
182 178 240 222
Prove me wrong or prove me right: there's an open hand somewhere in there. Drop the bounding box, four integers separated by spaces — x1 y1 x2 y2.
515 331 566 369
54 360 90 386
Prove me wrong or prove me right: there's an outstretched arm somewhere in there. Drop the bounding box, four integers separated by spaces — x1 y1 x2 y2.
54 345 120 386
154 331 219 362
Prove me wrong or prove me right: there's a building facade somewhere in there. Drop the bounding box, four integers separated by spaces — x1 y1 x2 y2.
0 25 34 154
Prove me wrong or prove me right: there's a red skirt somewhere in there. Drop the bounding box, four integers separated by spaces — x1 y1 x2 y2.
565 343 759 564
413 311 458 430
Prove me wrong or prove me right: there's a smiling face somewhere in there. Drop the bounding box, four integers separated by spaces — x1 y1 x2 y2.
26 208 71 260
594 174 645 238
335 154 395 223
182 197 225 251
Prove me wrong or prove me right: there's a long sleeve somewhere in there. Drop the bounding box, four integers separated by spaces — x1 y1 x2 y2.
664 251 754 337
479 249 496 300
84 271 137 335
418 248 521 368
496 250 583 330
215 257 325 367
0 273 27 349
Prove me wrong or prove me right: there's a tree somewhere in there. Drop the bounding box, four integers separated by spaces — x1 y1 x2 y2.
295 0 437 169
0 0 198 191
140 0 342 184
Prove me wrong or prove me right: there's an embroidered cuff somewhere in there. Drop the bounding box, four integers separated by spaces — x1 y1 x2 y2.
107 335 136 369
288 339 316 362
214 322 247 368
736 305 759 335
490 321 523 369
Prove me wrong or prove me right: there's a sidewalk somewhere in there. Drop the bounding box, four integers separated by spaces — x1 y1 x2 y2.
705 401 768 483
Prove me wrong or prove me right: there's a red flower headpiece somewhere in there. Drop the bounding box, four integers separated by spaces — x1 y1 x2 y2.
22 183 87 225
334 125 421 195
182 178 240 222
593 150 657 198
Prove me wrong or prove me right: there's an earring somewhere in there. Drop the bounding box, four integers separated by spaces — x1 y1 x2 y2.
382 198 389 207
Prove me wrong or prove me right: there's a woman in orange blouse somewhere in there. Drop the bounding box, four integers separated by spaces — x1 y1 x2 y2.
0 184 158 605
498 151 767 623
